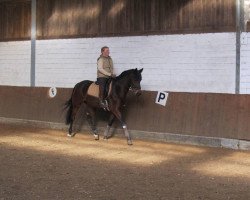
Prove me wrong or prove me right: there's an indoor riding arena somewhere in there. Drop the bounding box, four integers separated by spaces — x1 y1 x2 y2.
1 0 250 199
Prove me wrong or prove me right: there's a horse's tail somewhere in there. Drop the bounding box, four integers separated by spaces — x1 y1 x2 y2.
64 98 73 125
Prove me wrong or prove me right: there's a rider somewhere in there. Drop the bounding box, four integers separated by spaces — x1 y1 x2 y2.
97 46 115 109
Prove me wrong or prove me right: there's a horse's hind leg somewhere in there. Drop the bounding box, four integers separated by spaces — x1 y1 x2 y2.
86 106 99 140
68 121 73 137
68 105 81 137
104 114 115 140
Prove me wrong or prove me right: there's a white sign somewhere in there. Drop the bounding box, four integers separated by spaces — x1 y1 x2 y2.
155 91 168 106
48 87 57 98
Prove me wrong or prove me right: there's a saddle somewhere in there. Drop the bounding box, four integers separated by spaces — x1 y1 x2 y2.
87 79 113 98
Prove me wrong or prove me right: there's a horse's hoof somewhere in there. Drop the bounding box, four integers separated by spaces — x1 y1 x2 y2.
67 133 75 137
103 136 108 140
127 140 133 145
94 134 99 140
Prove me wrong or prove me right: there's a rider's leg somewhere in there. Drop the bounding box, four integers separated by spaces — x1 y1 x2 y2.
97 78 108 109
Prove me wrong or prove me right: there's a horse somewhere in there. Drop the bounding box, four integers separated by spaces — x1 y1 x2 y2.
64 68 143 145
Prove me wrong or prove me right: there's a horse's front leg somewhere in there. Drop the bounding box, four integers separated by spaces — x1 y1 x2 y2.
104 114 115 140
123 124 132 145
111 109 132 145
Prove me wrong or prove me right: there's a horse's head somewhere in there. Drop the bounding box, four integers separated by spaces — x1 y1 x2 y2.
130 68 143 96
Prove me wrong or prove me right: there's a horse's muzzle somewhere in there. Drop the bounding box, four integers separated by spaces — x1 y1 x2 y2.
135 90 142 96
131 88 142 96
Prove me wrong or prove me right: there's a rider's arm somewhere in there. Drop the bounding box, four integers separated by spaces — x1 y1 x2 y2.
97 59 112 77
110 58 114 75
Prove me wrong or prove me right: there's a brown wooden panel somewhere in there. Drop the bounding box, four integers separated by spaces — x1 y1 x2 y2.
237 96 250 140
0 86 71 123
0 0 237 41
1 86 250 140
0 0 31 41
36 0 236 40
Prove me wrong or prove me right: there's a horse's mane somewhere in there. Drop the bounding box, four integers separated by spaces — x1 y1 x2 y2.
115 69 134 80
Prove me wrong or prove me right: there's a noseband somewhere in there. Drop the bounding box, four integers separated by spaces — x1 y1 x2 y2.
129 85 141 96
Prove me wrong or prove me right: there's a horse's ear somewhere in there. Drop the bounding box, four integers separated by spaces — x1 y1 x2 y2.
135 68 138 71
138 68 143 73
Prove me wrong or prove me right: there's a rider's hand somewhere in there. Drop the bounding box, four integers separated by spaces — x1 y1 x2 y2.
111 74 116 78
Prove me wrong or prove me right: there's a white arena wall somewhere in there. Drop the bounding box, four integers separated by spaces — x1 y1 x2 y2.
240 32 250 94
0 33 239 93
0 41 31 87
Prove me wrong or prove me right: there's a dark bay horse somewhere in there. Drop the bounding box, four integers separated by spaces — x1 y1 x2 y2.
64 68 143 145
